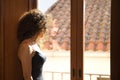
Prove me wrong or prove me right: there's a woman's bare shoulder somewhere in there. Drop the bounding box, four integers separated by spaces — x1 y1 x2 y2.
18 40 33 59
19 40 29 51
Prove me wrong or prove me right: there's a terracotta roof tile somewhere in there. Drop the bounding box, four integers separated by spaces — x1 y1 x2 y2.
45 0 110 51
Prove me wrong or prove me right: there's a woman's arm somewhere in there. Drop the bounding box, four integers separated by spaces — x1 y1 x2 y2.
18 43 33 80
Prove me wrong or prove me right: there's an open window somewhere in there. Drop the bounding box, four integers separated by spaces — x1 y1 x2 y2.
84 0 111 80
37 0 71 80
36 0 111 80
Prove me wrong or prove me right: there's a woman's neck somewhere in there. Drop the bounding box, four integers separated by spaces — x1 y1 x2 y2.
28 34 38 44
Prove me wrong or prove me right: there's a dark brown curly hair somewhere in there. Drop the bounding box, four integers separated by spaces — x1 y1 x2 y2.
17 9 47 43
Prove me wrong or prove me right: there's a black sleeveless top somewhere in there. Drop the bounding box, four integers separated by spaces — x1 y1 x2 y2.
32 51 46 80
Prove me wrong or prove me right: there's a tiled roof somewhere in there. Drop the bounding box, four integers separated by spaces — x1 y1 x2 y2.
85 0 111 51
45 0 110 51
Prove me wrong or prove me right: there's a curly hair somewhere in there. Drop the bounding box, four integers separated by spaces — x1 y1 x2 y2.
17 9 47 43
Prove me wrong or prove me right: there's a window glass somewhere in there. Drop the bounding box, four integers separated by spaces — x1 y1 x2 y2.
84 0 111 80
37 0 71 80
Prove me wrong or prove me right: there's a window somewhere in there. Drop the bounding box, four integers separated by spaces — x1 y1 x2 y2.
37 0 71 80
84 0 111 80
36 0 111 80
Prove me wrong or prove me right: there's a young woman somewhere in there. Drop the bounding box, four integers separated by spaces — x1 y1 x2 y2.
17 9 47 80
